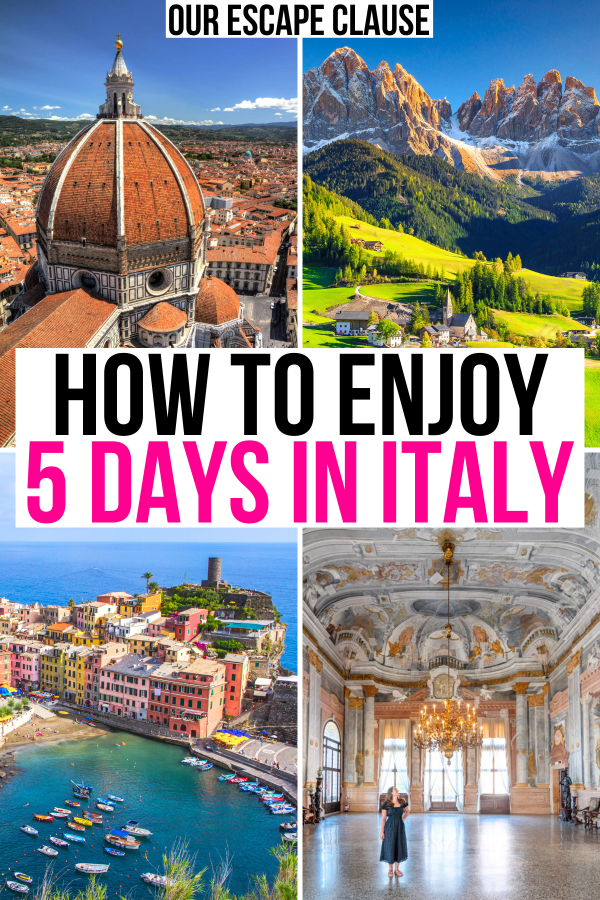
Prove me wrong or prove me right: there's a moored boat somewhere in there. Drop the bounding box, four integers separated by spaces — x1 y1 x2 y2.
63 833 86 843
107 795 123 803
72 781 93 792
105 831 140 850
230 777 247 783
122 824 152 837
95 803 114 812
6 881 29 894
282 833 297 843
49 837 69 848
53 808 71 816
33 814 53 822
73 817 93 827
66 823 86 831
20 826 38 836
75 864 109 875
37 846 59 857
50 812 69 819
279 821 297 831
141 874 167 887
65 801 80 807
104 848 125 857
96 798 114 806
218 773 236 781
196 763 213 771
14 875 32 884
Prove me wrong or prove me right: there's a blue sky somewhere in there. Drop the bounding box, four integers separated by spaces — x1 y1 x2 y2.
1 0 297 126
0 454 295 543
303 0 599 110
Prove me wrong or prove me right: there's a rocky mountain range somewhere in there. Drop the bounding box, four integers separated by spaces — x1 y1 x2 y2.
303 48 600 180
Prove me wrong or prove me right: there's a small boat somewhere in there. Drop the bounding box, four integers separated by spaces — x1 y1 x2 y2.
20 826 38 836
73 790 89 799
33 814 53 822
115 744 121 747
53 808 72 816
189 759 207 766
14 875 32 884
270 806 296 815
37 846 59 857
75 864 109 875
63 833 85 843
96 804 114 813
105 830 140 849
262 795 284 802
107 795 123 803
67 823 86 832
240 781 259 788
122 824 152 837
73 817 93 827
6 882 29 894
49 837 69 848
141 874 167 887
72 781 93 792
181 758 196 765
65 800 80 807
218 773 236 781
96 798 114 806
279 822 297 831
83 814 103 824
196 763 212 771
104 848 125 857
282 833 297 844
230 777 247 784
50 811 69 819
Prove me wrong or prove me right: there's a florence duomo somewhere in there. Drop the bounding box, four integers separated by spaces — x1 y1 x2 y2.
0 37 263 446
303 455 600 895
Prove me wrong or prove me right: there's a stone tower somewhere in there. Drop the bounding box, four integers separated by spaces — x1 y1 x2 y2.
208 557 222 583
442 288 453 326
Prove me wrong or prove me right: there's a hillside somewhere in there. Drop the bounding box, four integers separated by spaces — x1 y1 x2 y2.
331 215 587 311
0 115 296 147
304 140 553 261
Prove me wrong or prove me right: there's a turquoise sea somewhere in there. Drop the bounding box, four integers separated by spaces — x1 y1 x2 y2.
0 731 289 897
0 541 297 671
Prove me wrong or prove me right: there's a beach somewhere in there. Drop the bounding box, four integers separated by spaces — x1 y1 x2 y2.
1 708 110 758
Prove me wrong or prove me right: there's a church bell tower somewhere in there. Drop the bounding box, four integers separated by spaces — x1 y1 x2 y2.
98 34 141 119
442 288 453 326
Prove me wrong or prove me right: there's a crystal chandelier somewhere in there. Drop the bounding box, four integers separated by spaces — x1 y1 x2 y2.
414 541 483 764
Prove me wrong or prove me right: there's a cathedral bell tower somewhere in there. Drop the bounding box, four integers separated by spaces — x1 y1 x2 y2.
98 35 141 119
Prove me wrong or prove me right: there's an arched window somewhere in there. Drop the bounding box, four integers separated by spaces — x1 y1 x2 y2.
113 93 117 116
153 335 162 347
323 720 341 814
122 92 126 114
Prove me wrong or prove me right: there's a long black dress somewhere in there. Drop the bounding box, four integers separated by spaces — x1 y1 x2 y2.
379 803 408 864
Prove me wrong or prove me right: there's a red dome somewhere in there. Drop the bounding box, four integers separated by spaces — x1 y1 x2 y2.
37 120 204 247
195 275 239 325
137 302 187 333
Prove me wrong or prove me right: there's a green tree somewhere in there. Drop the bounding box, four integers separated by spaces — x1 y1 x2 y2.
142 572 153 592
421 330 432 348
68 598 75 610
368 310 380 326
376 320 400 345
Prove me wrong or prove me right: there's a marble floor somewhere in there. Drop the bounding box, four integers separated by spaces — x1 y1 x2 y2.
303 813 599 899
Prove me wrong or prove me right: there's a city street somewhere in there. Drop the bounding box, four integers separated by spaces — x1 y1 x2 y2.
241 293 289 347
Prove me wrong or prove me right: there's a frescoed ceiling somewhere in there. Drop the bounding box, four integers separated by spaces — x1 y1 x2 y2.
303 512 600 679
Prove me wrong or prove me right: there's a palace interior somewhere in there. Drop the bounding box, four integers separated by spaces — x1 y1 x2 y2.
302 455 600 895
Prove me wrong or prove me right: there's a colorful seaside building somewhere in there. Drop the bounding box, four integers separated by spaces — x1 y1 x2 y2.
82 600 119 634
173 608 208 642
83 643 128 707
0 646 12 686
223 652 249 718
147 656 227 738
10 639 42 691
39 643 69 693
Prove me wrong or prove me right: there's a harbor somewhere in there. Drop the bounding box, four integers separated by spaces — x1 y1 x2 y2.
0 730 294 897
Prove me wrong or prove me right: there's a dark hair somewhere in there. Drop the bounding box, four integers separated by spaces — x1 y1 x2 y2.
382 786 408 809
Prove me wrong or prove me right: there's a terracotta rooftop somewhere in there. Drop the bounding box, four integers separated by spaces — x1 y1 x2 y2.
37 120 205 247
0 288 116 446
137 301 187 333
195 275 239 326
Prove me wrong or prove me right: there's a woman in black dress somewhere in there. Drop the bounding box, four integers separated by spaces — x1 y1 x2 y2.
380 785 409 877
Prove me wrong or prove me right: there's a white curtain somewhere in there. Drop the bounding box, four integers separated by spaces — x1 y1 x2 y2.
378 719 411 800
478 718 510 809
424 750 464 811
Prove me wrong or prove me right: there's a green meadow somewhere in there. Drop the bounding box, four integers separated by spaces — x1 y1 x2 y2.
586 360 600 448
491 309 588 340
334 216 588 312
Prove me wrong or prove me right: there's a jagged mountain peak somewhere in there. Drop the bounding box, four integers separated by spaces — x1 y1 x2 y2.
303 50 600 180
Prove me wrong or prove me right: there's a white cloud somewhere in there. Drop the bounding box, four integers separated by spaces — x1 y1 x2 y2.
145 115 224 126
37 105 61 110
2 106 11 110
210 107 221 111
19 108 27 112
274 113 282 117
222 97 297 113
44 113 94 121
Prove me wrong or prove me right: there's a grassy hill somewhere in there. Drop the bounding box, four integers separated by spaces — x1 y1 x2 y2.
333 216 588 312
585 360 600 448
490 309 587 340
